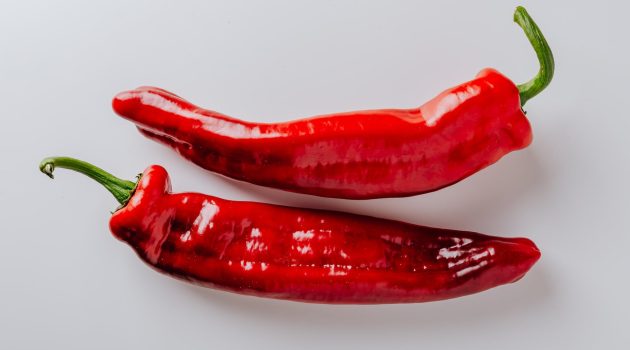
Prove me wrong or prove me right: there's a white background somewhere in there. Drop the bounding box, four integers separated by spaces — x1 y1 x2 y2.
1 0 628 349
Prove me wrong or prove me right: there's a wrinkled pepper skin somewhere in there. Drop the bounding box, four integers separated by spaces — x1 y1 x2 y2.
109 165 540 304
113 69 531 199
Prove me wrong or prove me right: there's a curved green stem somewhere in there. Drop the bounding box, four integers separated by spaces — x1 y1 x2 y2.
39 157 137 206
514 6 555 107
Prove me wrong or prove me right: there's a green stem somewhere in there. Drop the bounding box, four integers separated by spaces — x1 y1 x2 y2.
39 157 137 206
514 6 555 107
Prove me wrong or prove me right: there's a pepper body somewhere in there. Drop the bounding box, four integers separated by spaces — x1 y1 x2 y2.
113 69 531 199
109 165 539 304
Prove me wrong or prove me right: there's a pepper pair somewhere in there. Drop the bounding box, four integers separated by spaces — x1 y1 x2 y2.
42 6 553 304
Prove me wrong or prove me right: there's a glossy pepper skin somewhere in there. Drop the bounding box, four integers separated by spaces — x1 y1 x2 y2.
40 157 540 304
112 7 554 199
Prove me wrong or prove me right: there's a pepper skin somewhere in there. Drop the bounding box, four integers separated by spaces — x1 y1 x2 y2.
112 7 554 199
40 157 540 304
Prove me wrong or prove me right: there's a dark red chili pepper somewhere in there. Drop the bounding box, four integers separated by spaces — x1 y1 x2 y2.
40 156 540 304
112 7 553 199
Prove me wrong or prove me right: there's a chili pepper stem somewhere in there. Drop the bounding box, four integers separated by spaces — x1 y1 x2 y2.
39 157 137 206
514 6 554 107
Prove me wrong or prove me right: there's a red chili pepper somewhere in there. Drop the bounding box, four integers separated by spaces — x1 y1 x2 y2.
40 157 540 304
112 7 554 199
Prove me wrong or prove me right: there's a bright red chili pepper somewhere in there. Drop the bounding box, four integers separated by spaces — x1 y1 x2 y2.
40 157 540 304
112 7 554 199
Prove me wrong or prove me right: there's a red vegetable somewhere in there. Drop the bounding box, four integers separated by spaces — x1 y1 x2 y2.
40 157 540 304
112 7 553 199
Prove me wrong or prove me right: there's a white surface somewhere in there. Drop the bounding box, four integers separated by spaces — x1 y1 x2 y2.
1 0 629 349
